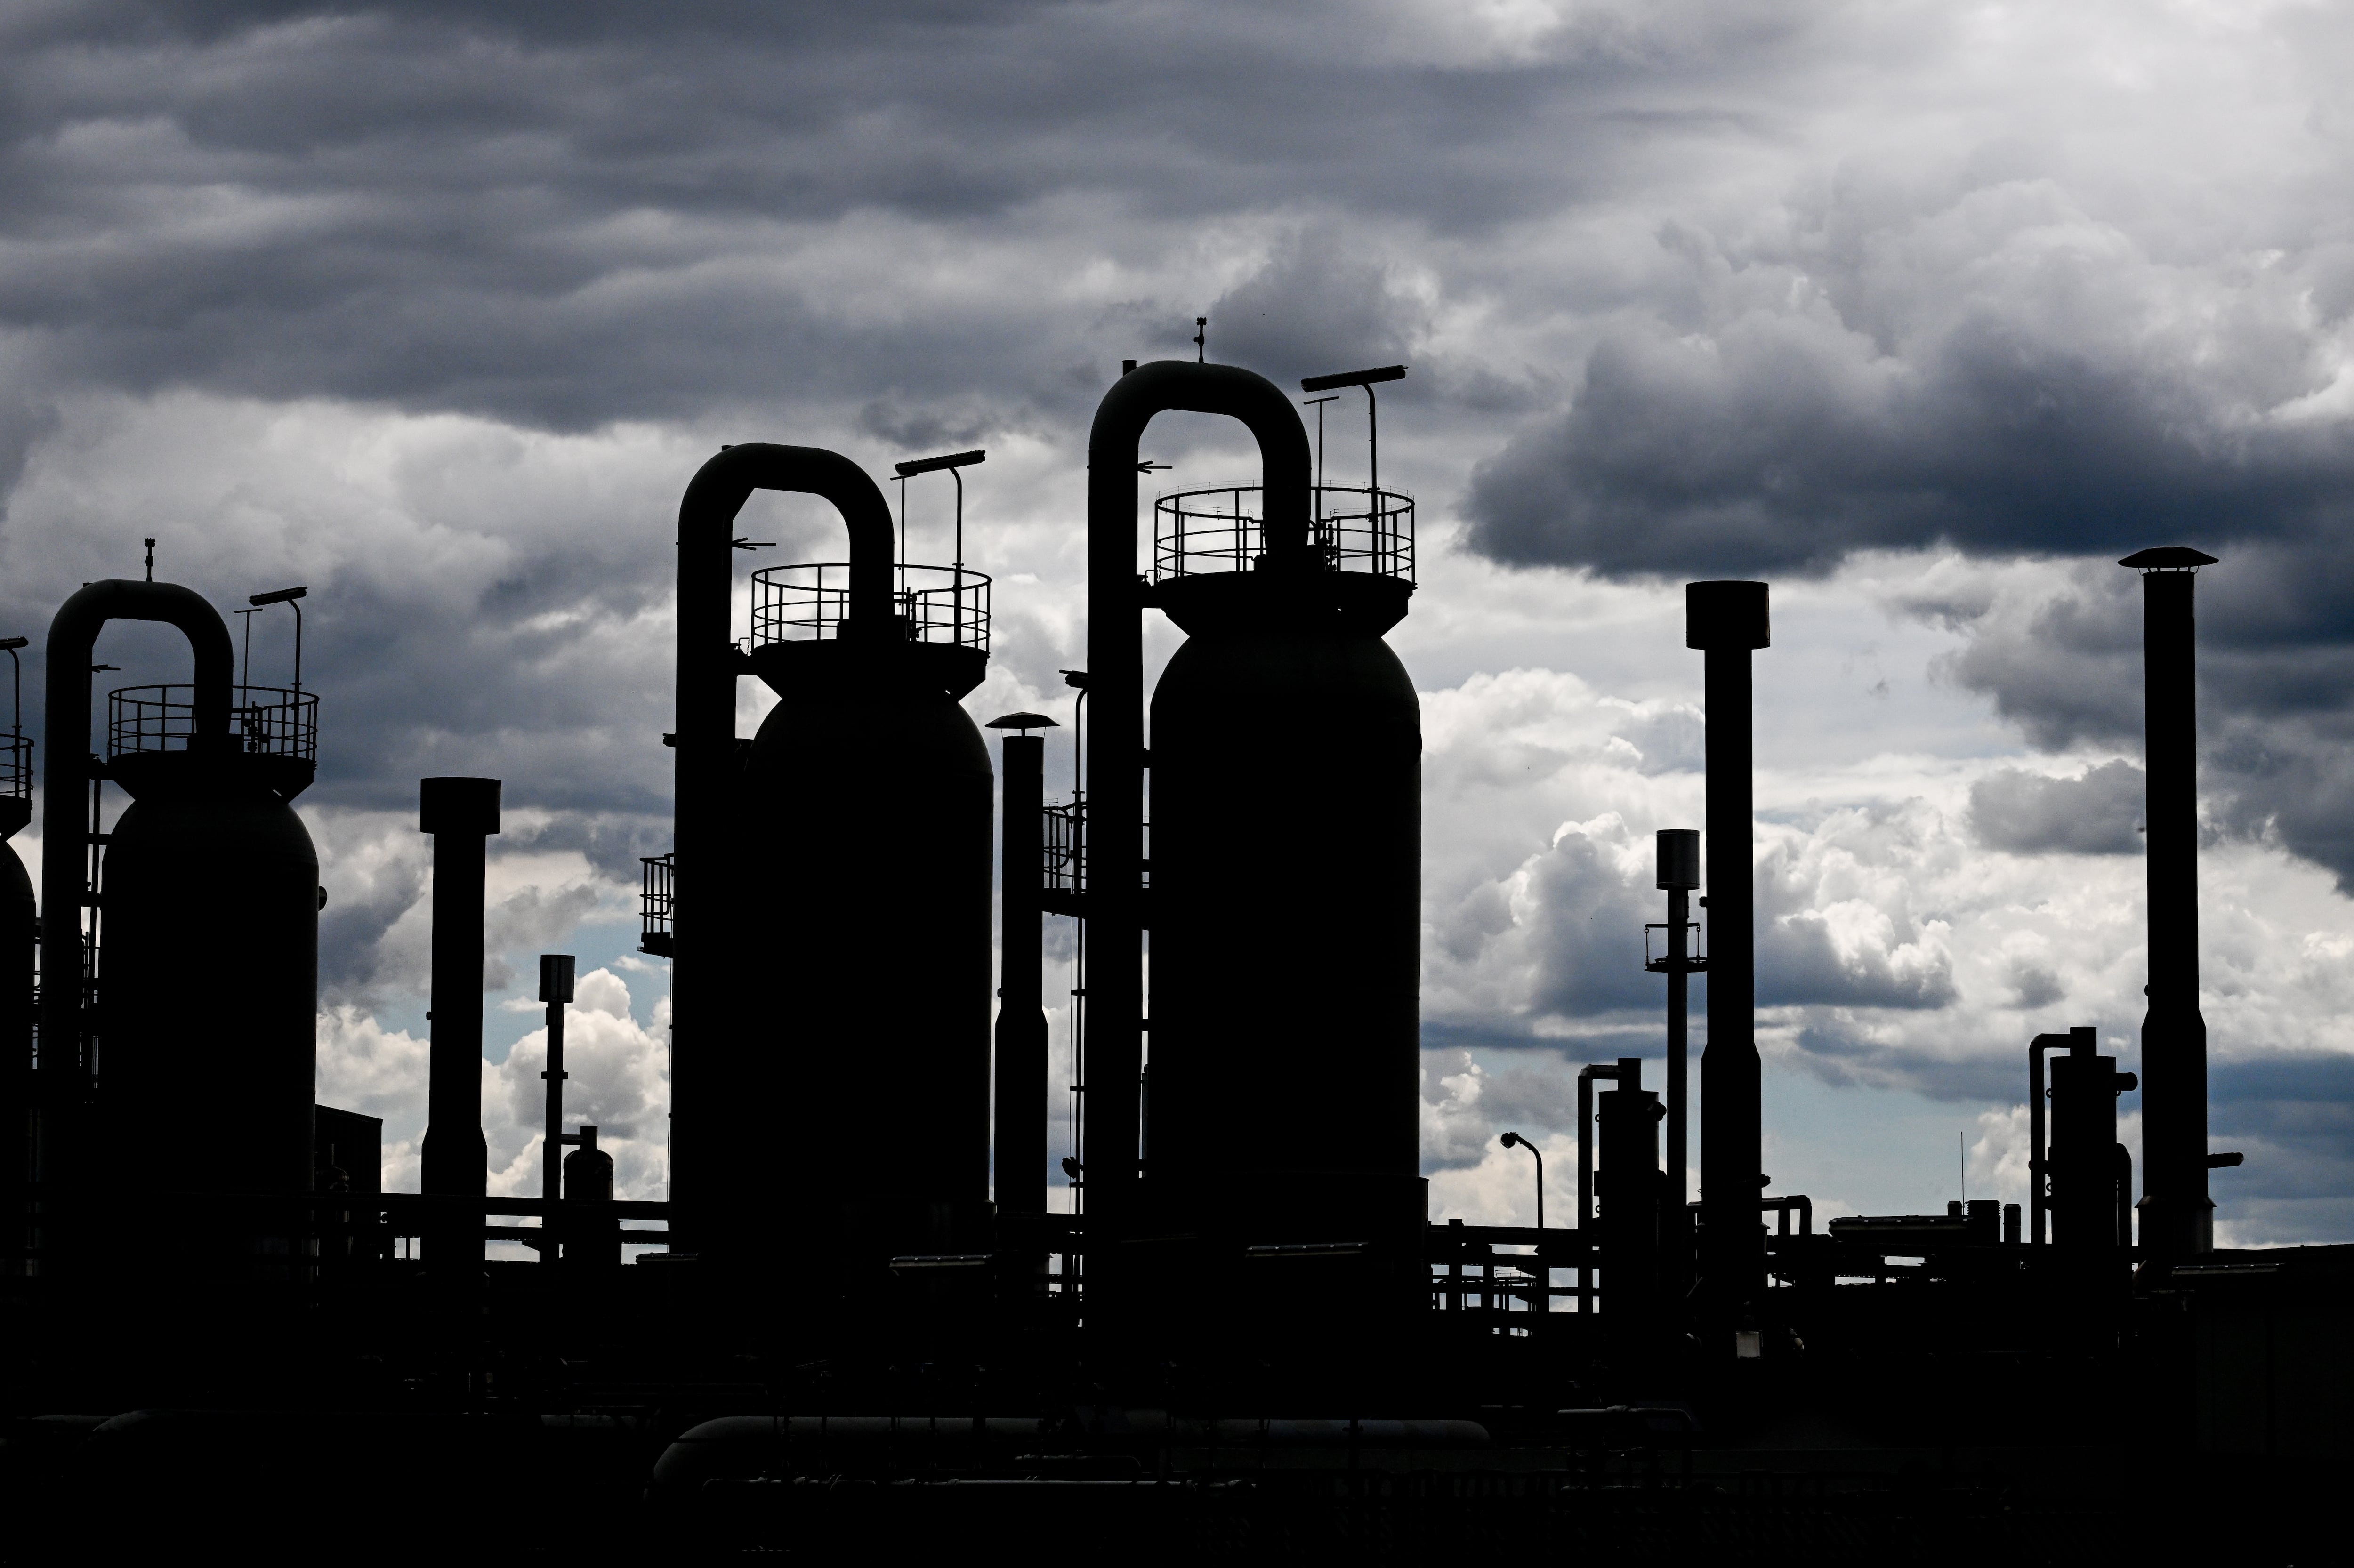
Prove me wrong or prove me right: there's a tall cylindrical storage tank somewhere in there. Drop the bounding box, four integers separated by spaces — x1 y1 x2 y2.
733 635 993 1263
103 728 320 1259
669 445 994 1291
1147 558 1422 1244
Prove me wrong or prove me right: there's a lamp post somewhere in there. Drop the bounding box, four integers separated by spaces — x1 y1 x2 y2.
1501 1130 1544 1230
893 450 985 643
249 585 308 695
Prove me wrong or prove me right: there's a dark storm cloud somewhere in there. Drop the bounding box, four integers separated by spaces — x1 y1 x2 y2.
0 1 1776 438
1206 233 1427 394
1464 307 2354 582
1968 761 2144 857
2209 1055 2354 1230
1786 1019 2021 1103
1917 548 2354 889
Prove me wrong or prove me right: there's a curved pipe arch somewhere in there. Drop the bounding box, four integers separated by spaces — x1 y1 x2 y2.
1081 361 1312 1234
669 442 896 1235
40 579 236 1084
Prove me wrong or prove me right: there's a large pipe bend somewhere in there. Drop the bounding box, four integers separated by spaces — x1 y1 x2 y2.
40 579 237 1078
673 442 896 771
1087 361 1312 558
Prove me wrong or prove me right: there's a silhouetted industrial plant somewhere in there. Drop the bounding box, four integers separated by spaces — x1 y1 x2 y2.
0 363 2339 1560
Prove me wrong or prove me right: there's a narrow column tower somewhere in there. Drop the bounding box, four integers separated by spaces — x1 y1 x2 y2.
989 714 1054 1217
420 776 500 1264
1652 828 1701 1294
1687 581 1768 1343
2121 547 2217 1258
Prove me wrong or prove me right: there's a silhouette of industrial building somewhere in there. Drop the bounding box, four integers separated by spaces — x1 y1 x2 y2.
0 367 2338 1559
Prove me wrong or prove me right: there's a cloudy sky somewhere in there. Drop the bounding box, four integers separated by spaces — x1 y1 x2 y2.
6 0 2352 1245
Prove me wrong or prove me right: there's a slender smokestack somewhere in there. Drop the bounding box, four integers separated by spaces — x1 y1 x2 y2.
992 727 1048 1214
1687 581 1768 1340
1656 827 1700 1290
2120 547 2217 1258
420 776 500 1263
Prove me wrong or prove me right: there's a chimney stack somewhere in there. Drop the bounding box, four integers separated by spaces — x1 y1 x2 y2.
420 776 500 1265
1686 581 1768 1342
2120 548 2217 1258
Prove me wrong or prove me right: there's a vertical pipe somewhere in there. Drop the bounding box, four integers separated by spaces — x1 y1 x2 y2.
1575 1062 1618 1316
995 734 1048 1215
1657 828 1700 1295
2121 549 2217 1258
1687 581 1768 1341
2028 1032 2066 1247
1665 885 1689 1202
540 954 575 1206
420 777 500 1265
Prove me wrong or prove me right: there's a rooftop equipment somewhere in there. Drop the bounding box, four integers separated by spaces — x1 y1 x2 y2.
2120 546 2217 1260
2042 1028 2136 1263
1686 580 1768 1352
1597 1058 1666 1337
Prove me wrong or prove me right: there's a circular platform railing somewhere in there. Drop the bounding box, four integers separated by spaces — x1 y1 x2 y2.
750 562 991 654
108 685 319 763
1152 484 1414 584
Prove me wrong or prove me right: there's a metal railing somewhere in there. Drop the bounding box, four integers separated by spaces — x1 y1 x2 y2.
0 733 27 801
1044 800 1085 904
1643 922 1707 972
751 563 991 653
107 685 319 762
1041 799 1147 916
1153 484 1414 584
640 853 674 957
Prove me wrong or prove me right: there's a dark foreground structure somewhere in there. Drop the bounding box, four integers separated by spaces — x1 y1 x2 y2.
0 378 2342 1561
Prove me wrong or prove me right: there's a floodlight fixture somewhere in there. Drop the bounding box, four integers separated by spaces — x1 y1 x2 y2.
1298 367 1409 492
249 585 309 692
894 450 985 477
893 451 987 595
1299 366 1407 393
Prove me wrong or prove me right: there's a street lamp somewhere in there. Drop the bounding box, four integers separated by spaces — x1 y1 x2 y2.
1501 1130 1543 1229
